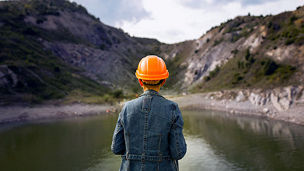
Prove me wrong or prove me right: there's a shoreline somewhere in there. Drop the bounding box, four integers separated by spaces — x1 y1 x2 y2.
0 103 118 126
169 87 304 126
1 85 303 127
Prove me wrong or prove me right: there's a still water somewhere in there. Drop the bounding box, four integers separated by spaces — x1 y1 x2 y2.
0 110 304 171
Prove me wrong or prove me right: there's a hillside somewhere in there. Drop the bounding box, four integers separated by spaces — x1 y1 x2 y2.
0 0 303 104
161 7 304 92
0 0 161 104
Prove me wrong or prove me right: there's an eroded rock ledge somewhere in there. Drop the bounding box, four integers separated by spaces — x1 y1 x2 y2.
171 86 304 125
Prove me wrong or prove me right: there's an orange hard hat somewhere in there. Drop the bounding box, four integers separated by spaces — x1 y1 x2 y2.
135 55 169 80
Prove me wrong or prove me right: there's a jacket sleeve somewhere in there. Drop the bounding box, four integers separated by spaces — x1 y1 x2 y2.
111 107 126 155
169 104 187 160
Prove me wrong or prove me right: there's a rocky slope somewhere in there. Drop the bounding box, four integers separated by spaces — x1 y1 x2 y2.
161 7 304 92
0 0 161 103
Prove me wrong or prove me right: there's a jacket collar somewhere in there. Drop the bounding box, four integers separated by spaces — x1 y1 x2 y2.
140 89 163 97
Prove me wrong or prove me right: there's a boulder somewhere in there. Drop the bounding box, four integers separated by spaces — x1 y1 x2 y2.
0 65 18 88
270 87 294 111
263 108 269 114
236 91 246 102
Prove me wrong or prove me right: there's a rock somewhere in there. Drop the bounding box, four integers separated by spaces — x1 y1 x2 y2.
0 65 18 88
263 108 269 114
270 87 293 111
236 91 246 102
249 92 266 106
295 87 304 103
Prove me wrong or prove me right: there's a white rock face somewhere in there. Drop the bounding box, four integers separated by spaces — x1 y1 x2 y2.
266 45 296 62
236 91 246 102
270 86 301 111
249 92 267 106
242 33 263 52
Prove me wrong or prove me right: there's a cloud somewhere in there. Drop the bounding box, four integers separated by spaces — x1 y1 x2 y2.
71 0 150 25
178 0 282 9
116 0 303 43
70 0 303 43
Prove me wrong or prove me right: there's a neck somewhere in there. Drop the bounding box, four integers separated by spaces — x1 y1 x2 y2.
143 87 160 92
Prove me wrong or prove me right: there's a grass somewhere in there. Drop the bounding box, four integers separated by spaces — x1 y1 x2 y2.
266 12 304 46
63 89 124 105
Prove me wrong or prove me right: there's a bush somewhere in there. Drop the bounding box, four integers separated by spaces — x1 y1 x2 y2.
262 59 278 75
204 76 211 82
213 38 224 46
209 66 220 78
112 89 123 98
232 73 243 85
289 15 298 25
285 38 295 45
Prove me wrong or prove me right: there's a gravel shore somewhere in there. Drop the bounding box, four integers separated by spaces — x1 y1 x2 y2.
0 104 117 125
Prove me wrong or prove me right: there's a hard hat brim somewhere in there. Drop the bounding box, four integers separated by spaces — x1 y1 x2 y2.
135 70 169 80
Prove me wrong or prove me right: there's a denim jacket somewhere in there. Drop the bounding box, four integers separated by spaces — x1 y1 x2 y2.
111 90 187 171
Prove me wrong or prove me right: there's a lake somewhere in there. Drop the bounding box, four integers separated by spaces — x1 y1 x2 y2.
0 110 304 171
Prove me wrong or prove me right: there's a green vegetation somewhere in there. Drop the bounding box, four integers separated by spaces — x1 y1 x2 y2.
194 49 296 92
230 28 253 42
204 66 220 82
266 13 304 46
63 89 124 105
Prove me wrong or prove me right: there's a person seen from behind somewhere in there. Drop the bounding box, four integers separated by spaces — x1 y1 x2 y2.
111 55 187 171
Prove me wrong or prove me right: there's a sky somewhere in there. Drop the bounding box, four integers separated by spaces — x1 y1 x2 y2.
71 0 304 43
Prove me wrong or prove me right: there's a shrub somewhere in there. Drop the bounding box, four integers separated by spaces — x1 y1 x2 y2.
262 59 278 75
209 66 220 78
289 15 298 25
213 38 224 46
204 76 211 82
231 49 239 54
112 89 123 98
232 73 243 85
285 38 295 45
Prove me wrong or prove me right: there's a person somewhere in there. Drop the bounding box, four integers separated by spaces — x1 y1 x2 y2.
111 55 187 171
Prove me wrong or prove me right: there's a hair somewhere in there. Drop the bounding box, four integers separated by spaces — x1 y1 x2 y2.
141 79 164 87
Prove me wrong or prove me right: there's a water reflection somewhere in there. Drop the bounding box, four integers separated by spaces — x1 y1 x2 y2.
0 110 303 171
0 114 121 171
182 110 304 171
